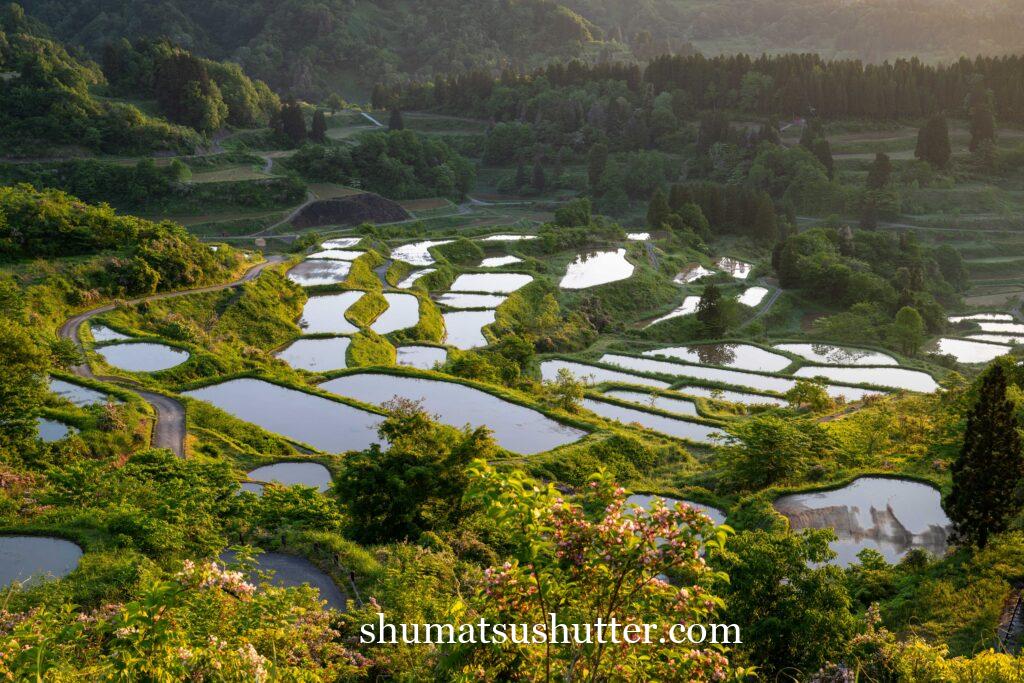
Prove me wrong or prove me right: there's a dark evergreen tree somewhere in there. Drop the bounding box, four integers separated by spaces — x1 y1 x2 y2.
646 187 670 228
946 363 1024 548
859 201 878 231
389 107 405 131
915 114 951 169
811 138 834 179
310 110 327 143
752 194 777 243
514 161 528 191
281 100 307 146
969 87 996 153
532 160 547 194
696 283 727 337
587 143 608 189
865 152 892 190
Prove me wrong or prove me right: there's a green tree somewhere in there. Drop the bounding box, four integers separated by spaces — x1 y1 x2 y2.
946 363 1024 548
280 100 306 146
587 142 608 189
335 399 497 544
553 198 591 227
646 187 670 228
935 244 968 291
513 161 528 191
388 107 405 131
811 138 834 179
696 283 727 337
531 159 547 194
785 378 833 412
0 319 48 463
719 415 832 489
325 93 346 115
915 114 951 169
752 194 777 243
309 110 327 143
968 87 996 153
544 367 585 412
891 306 924 355
865 152 892 190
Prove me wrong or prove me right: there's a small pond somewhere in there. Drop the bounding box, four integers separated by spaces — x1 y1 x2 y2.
246 462 333 492
97 342 189 372
582 398 723 444
627 232 650 241
737 287 769 307
643 343 792 373
322 373 585 454
480 234 537 242
932 338 1010 364
479 255 523 268
626 494 726 525
560 249 634 289
184 378 385 453
396 345 447 369
716 257 752 279
0 536 82 589
772 343 898 366
436 293 507 309
774 477 951 566
539 360 670 390
219 549 346 611
675 386 786 407
321 237 362 249
674 264 715 284
442 310 495 349
646 296 701 328
793 366 938 393
90 324 130 342
391 240 453 266
37 417 73 442
49 378 108 406
977 321 1024 334
299 292 363 335
396 268 436 289
450 273 533 294
371 293 420 334
276 337 350 372
287 260 352 286
306 249 364 261
602 389 697 416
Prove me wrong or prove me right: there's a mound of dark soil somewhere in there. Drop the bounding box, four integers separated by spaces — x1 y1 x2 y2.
290 192 411 229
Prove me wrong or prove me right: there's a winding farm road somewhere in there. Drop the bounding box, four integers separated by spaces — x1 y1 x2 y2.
58 256 288 457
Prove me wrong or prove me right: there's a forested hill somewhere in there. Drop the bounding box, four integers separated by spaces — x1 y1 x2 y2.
15 0 1024 98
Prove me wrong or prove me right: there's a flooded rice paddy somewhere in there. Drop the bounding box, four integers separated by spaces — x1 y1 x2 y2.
391 240 453 266
559 249 634 289
90 324 129 342
275 337 350 372
219 549 346 610
479 255 523 267
396 345 447 369
298 292 362 334
287 260 352 286
435 293 507 309
370 293 420 334
0 536 82 589
643 344 792 373
396 268 435 289
450 273 533 294
716 257 753 279
737 287 769 307
96 342 189 372
582 399 723 444
645 296 701 327
539 360 670 390
49 378 108 406
37 417 73 442
602 389 698 416
246 462 333 492
793 366 938 393
932 337 1010 364
442 310 495 349
772 343 898 366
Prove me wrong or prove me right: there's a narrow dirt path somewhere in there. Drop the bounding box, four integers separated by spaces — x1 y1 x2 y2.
58 256 287 457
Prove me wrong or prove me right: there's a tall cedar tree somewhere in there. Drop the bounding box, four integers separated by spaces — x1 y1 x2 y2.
389 108 405 131
969 89 996 152
915 114 951 169
696 283 727 337
753 194 778 243
514 161 527 190
281 100 306 146
310 110 327 143
647 187 670 228
532 160 547 193
865 152 892 190
946 363 1024 548
811 138 834 179
587 143 608 189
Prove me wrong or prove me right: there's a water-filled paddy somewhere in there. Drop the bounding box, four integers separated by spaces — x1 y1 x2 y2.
643 344 792 373
932 337 1010 364
602 390 698 416
716 257 752 279
627 494 726 525
627 232 650 240
97 342 189 372
184 379 384 453
436 293 507 309
396 268 435 289
646 296 701 327
675 386 786 406
774 477 951 566
559 249 634 289
321 237 361 250
322 373 585 454
948 313 1013 323
793 366 937 393
49 378 107 406
391 240 453 266
287 260 352 286
396 345 447 369
276 337 350 372
977 321 1024 334
306 250 364 261
219 549 346 610
246 462 333 492
450 273 532 293
370 293 420 334
442 310 495 349
299 292 362 334
37 417 72 442
582 398 723 444
480 234 537 242
90 324 129 342
737 287 769 307
0 536 82 588
674 264 715 284
479 255 523 267
539 360 670 389
968 334 1024 345
772 343 898 366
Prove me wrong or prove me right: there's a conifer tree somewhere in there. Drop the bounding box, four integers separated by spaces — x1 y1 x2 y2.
281 99 306 146
514 161 527 191
696 283 727 337
969 87 996 153
752 194 778 243
915 114 951 169
389 107 405 131
811 138 834 179
532 160 547 194
946 363 1024 548
587 143 608 189
865 152 892 190
646 187 670 228
310 110 327 143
